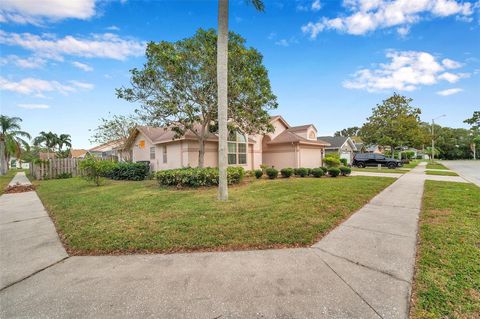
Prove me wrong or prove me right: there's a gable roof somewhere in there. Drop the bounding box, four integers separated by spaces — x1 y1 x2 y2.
89 139 125 152
269 130 330 146
269 115 290 129
70 149 89 158
287 124 317 133
317 136 357 151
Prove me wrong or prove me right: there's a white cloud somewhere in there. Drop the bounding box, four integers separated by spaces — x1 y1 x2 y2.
0 31 145 61
0 76 93 97
312 0 322 11
17 103 50 109
69 80 94 90
106 25 120 31
0 55 46 69
397 26 410 36
274 37 298 47
442 58 463 69
302 0 474 38
72 61 93 72
437 88 463 96
343 50 468 92
0 0 95 25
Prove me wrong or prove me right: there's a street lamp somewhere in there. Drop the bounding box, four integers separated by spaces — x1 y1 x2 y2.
431 114 446 161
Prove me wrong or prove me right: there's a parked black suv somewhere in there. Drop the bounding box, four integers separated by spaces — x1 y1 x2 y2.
353 153 402 169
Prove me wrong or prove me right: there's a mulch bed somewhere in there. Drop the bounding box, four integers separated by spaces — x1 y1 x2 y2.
3 184 36 194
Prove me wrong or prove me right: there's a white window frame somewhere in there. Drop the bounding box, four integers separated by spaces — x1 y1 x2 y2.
227 132 247 165
149 147 155 160
162 145 167 164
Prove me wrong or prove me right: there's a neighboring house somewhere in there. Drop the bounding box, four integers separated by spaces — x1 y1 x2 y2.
124 115 330 171
365 145 384 154
354 142 366 153
9 157 30 169
70 149 89 159
317 136 357 165
89 139 131 161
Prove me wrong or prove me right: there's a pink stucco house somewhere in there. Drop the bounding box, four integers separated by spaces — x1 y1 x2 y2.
124 115 329 171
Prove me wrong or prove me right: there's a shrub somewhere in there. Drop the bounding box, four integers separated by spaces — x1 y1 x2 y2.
266 167 279 179
328 167 341 177
340 158 348 166
310 168 324 178
106 162 150 181
79 155 116 186
295 167 309 177
324 156 341 168
280 168 293 178
156 167 244 188
254 169 263 179
320 166 328 174
339 166 351 176
56 172 72 179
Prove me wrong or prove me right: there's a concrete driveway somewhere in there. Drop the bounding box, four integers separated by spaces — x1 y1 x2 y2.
441 160 480 187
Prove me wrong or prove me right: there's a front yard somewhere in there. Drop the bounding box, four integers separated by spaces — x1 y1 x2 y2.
425 170 459 176
411 181 480 318
34 176 394 254
0 169 26 195
351 167 407 174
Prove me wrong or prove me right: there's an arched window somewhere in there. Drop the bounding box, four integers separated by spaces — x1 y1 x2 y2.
228 131 247 165
309 131 316 140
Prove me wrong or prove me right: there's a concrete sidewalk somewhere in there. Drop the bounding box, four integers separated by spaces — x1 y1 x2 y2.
7 171 31 187
0 174 67 291
1 167 428 318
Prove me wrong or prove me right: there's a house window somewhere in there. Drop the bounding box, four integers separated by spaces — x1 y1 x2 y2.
227 131 247 165
150 147 155 160
162 145 167 163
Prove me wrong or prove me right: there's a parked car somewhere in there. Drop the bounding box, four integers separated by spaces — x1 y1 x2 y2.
353 153 402 169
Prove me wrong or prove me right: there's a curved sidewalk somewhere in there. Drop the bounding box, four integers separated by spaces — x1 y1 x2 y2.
1 167 427 318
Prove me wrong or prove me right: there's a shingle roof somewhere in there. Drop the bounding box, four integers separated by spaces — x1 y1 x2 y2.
317 136 349 149
287 124 315 132
70 149 88 158
269 131 330 146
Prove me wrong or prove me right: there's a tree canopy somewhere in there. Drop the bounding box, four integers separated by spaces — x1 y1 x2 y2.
360 93 423 154
90 114 139 145
334 126 360 137
0 115 31 174
464 111 480 131
116 28 278 167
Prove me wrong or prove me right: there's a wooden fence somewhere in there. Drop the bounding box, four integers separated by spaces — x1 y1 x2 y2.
30 158 82 180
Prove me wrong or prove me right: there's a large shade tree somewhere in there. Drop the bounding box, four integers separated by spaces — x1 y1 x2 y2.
90 114 139 145
0 115 31 175
360 93 424 156
116 28 277 168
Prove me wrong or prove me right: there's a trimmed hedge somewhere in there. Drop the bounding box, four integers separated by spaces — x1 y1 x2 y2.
310 168 324 178
105 162 150 181
280 168 293 178
156 167 244 187
320 166 328 174
266 168 279 179
340 158 348 166
328 167 341 177
295 167 309 177
340 166 351 176
254 169 263 179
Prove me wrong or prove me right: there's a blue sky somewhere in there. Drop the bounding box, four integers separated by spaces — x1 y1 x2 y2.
1 0 479 149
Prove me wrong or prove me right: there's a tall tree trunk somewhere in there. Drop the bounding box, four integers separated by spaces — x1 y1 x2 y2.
198 138 206 168
0 140 7 175
217 0 229 201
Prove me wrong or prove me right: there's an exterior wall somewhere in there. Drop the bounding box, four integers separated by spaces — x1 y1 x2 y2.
154 142 183 170
131 132 155 168
262 143 297 169
299 145 323 168
294 127 317 141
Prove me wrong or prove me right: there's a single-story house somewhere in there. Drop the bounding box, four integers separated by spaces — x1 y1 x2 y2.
365 145 384 154
70 149 89 159
317 136 357 164
89 139 131 161
124 115 330 171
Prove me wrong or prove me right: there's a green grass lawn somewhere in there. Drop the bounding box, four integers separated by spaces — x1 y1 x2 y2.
403 160 422 169
34 176 394 254
425 170 459 176
411 181 480 319
0 169 26 195
351 167 406 174
426 162 448 170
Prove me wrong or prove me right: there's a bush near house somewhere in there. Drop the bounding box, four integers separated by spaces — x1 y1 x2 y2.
280 168 293 178
324 154 341 168
295 167 309 177
340 158 348 166
320 166 328 174
105 162 150 181
328 167 341 177
79 156 117 186
266 167 279 179
156 167 244 187
310 168 324 178
339 166 351 176
254 169 263 179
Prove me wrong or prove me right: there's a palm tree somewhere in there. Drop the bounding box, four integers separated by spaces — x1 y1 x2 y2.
57 134 72 151
33 131 58 159
217 0 264 201
0 115 31 175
